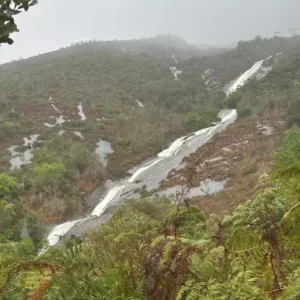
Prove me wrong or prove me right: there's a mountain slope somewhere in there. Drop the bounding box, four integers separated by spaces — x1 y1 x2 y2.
0 35 300 225
2 35 300 299
0 35 225 178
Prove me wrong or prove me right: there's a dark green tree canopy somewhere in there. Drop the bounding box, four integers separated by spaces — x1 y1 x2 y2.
0 0 37 45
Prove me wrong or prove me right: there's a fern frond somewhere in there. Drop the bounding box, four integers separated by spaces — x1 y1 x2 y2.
180 237 211 247
280 278 300 300
158 241 178 271
151 235 165 247
228 230 270 261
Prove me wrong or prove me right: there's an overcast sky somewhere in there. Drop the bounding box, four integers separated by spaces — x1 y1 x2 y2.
1 0 300 64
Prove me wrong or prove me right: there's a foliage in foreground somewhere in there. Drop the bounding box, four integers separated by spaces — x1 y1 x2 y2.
2 128 300 298
0 0 37 45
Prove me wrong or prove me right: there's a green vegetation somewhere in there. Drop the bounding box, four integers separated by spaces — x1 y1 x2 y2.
185 35 300 89
184 109 219 131
0 0 37 45
1 128 300 298
0 35 225 179
224 54 300 121
1 134 105 240
2 34 300 298
0 34 227 230
0 34 299 231
21 136 105 222
0 173 44 245
2 35 299 181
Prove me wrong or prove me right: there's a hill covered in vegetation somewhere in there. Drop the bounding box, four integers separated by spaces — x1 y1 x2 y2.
0 34 227 224
2 35 300 300
1 34 300 225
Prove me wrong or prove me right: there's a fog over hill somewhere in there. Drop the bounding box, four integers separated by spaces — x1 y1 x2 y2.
1 0 300 64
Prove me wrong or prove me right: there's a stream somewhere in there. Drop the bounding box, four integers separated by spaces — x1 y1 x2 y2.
46 109 237 247
46 57 272 248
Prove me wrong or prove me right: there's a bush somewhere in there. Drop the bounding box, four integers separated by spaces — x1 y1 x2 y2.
0 200 22 241
116 137 131 147
66 144 91 174
34 163 66 193
25 213 45 246
33 136 97 177
287 96 300 127
226 91 242 109
238 107 251 118
35 163 66 180
0 173 19 201
33 136 69 164
274 128 300 174
0 122 19 139
184 110 218 131
237 99 252 118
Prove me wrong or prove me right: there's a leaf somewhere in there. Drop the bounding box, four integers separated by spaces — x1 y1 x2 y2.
29 0 38 6
0 35 14 44
16 262 60 300
3 21 17 35
19 3 29 11
6 6 21 16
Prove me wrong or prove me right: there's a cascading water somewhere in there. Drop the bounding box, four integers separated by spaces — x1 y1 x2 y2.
45 109 237 248
225 58 272 96
45 58 268 248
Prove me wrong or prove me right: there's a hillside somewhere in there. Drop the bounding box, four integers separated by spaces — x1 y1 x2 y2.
0 34 223 71
0 35 225 176
2 32 300 298
0 35 228 224
1 35 300 225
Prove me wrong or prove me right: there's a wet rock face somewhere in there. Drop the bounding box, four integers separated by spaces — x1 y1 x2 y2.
155 179 228 199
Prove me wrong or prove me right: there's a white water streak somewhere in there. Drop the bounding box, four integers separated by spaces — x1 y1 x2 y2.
128 158 164 183
172 54 178 64
170 67 182 81
91 185 126 216
74 131 84 139
51 104 61 114
47 220 80 246
226 60 264 95
136 100 144 107
77 103 87 120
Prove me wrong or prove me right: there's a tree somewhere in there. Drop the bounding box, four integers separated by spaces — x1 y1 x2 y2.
0 173 19 201
0 0 37 45
34 162 66 193
0 199 18 241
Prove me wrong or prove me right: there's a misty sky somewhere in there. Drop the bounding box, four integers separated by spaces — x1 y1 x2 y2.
1 0 300 64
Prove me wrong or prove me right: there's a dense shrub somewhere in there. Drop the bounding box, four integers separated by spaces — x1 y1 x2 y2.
184 110 219 131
